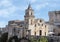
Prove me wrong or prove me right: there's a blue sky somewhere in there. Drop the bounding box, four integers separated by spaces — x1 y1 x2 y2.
0 0 60 27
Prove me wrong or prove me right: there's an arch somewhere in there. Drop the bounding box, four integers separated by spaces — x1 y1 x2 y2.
39 30 42 36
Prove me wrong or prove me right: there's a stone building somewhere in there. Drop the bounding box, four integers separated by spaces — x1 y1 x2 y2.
6 4 48 38
7 20 25 38
49 11 60 24
48 11 60 36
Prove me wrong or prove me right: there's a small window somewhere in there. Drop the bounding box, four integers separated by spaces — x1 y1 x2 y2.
20 25 22 27
18 30 20 33
40 20 42 22
42 24 43 26
35 24 36 27
31 20 33 25
35 32 36 36
45 25 46 28
53 29 55 32
31 12 32 15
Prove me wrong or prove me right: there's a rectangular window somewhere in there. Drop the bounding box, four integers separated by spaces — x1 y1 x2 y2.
35 32 36 36
39 30 42 36
31 20 32 25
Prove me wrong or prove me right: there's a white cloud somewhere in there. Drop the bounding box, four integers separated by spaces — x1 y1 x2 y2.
34 3 48 10
0 5 17 18
48 3 60 8
0 0 27 18
18 6 27 11
0 9 9 17
0 0 27 27
0 0 17 18
0 0 18 27
0 0 11 7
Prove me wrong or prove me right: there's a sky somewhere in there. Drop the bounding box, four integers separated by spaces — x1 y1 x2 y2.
0 0 60 27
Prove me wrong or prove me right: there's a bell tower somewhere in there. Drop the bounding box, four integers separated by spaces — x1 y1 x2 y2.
24 4 35 26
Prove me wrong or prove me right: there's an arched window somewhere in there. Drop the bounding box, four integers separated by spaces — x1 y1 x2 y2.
40 20 42 22
31 12 32 15
42 24 43 26
35 32 36 36
39 30 42 36
35 24 36 27
45 25 46 28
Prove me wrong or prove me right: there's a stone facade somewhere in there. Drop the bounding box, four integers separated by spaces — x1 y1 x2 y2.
49 11 60 24
7 4 48 38
7 20 25 38
48 11 60 36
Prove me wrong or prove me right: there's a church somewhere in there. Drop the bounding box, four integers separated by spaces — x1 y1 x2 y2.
7 4 48 38
0 4 48 38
